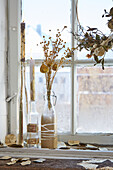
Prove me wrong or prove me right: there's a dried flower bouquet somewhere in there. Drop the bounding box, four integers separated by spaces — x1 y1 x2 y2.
39 27 74 109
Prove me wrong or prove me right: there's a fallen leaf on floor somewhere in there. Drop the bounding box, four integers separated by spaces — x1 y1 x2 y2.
108 159 113 163
11 158 19 162
6 160 17 165
83 159 107 163
97 167 113 170
0 156 11 160
33 159 46 163
21 160 31 166
77 162 98 169
21 157 30 161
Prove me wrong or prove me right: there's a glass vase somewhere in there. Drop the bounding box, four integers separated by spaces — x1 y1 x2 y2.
41 90 57 149
27 101 41 148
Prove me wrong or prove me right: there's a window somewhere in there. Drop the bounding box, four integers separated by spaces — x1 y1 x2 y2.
9 0 113 145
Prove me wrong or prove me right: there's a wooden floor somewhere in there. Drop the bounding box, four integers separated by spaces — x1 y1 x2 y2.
1 158 113 169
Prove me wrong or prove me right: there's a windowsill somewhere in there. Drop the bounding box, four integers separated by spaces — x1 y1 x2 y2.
0 147 113 159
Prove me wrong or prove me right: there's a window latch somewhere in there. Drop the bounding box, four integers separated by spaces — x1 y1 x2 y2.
5 93 17 103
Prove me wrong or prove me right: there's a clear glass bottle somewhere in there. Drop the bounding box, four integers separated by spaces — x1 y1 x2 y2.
27 101 40 148
41 91 57 149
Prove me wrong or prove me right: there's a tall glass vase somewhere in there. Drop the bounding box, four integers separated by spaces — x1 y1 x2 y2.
41 90 57 149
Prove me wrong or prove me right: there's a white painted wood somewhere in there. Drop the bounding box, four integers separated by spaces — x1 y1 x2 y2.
1 148 113 159
0 115 7 141
58 134 113 145
0 0 7 52
0 0 8 142
7 0 21 137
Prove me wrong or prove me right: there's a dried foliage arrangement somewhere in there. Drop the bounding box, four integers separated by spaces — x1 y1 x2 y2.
72 6 113 70
39 27 74 109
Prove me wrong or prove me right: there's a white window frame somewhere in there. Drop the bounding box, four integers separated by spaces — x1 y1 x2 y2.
8 0 113 145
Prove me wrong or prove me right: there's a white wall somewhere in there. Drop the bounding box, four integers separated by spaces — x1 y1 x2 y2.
0 0 8 142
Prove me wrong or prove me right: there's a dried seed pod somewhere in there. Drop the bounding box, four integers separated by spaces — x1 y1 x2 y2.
47 58 52 67
110 7 113 15
108 19 113 29
52 63 58 71
40 64 48 73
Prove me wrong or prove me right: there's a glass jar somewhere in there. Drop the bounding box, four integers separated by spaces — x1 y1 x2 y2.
27 101 41 148
41 91 57 149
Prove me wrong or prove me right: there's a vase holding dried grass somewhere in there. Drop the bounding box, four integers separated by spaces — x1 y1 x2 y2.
39 26 73 149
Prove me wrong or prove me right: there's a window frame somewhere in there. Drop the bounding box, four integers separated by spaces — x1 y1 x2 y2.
8 0 113 145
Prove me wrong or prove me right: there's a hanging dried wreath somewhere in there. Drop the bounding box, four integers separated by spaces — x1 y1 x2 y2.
72 2 113 70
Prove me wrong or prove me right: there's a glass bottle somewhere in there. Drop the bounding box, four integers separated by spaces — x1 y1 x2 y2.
41 91 57 149
27 101 40 148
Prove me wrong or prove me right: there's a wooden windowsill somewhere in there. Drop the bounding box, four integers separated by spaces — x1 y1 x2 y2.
0 147 113 159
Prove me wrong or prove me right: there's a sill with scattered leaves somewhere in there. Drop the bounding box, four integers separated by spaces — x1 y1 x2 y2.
0 147 113 159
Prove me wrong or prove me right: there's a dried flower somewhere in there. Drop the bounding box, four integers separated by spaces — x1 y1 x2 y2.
72 7 113 70
39 27 73 109
94 46 105 56
86 54 92 58
40 63 49 73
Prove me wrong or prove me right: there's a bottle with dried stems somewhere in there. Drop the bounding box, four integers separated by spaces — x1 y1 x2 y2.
41 90 57 149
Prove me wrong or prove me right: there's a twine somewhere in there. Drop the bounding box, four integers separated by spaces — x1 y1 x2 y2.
41 123 56 139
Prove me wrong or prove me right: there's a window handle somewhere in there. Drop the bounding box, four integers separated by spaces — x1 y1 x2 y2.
5 93 17 103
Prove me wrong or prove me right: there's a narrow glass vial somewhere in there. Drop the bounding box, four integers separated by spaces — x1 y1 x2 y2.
27 101 40 148
41 91 57 149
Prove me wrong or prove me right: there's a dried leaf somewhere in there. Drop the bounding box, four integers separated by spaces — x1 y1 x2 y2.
87 27 97 31
21 160 31 166
97 167 113 170
84 159 107 163
68 140 80 146
104 9 107 13
33 159 46 163
6 160 16 165
86 144 98 149
21 157 30 161
5 134 16 146
0 156 11 160
11 158 19 162
101 58 104 70
77 162 98 169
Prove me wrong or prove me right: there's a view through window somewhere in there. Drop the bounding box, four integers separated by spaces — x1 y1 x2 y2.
23 0 113 136
22 0 71 134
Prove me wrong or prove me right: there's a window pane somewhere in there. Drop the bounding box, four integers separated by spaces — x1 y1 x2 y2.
23 0 71 60
77 0 113 60
25 66 71 134
76 66 113 133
